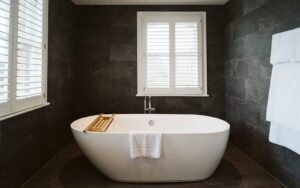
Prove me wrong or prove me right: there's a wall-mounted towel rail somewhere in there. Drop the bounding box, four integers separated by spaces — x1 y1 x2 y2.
83 113 115 133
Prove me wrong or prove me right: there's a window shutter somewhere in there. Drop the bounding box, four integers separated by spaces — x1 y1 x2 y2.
175 22 199 89
0 0 48 118
146 22 170 89
137 12 207 96
15 0 46 109
0 0 11 114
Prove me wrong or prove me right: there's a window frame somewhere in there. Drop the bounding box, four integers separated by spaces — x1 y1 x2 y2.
0 0 49 120
137 11 208 97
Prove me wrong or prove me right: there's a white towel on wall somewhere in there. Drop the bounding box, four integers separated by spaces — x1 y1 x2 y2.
269 122 300 155
267 27 300 154
266 63 300 129
270 27 300 64
129 131 162 159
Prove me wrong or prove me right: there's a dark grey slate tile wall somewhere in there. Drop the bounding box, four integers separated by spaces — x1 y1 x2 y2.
74 6 225 118
0 0 76 187
225 0 300 187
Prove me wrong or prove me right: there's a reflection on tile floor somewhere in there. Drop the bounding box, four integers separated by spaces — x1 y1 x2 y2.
21 141 285 188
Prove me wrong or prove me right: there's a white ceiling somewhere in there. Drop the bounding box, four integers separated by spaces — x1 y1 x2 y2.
72 0 229 5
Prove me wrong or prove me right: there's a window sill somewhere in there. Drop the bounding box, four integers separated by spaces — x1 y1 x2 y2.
0 102 50 121
136 94 210 97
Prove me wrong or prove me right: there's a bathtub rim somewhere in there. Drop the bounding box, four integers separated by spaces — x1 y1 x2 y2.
71 114 230 134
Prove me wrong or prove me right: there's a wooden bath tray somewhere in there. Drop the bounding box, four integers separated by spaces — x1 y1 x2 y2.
83 113 115 133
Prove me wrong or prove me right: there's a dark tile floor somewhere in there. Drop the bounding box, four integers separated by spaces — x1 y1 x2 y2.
21 141 286 188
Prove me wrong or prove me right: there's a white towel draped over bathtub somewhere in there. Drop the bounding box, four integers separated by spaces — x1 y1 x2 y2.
267 27 300 155
129 131 162 159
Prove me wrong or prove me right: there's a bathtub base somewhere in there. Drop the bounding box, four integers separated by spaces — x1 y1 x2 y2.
100 164 216 183
110 178 212 183
73 132 227 183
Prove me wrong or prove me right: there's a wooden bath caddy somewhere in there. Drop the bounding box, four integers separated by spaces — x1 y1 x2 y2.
83 113 115 133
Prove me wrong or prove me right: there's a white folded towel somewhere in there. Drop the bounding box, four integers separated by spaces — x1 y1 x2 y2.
129 131 162 159
270 27 300 64
269 122 300 155
266 63 300 129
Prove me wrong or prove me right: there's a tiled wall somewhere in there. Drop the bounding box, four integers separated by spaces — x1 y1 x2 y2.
0 0 76 187
73 6 225 118
224 0 300 187
4 0 300 187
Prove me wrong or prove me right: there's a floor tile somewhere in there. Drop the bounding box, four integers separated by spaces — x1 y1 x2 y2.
21 141 285 188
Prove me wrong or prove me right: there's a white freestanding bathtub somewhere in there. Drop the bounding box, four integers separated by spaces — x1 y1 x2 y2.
71 114 230 183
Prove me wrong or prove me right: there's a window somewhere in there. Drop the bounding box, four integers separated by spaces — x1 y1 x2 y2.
0 0 48 119
137 12 207 97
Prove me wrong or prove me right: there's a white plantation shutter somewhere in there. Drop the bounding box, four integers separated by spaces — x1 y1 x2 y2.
17 0 43 99
0 0 48 119
146 22 170 89
137 12 207 96
0 0 11 114
175 22 199 89
14 0 47 110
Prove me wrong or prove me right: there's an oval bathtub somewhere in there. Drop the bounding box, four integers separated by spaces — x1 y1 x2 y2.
71 114 230 183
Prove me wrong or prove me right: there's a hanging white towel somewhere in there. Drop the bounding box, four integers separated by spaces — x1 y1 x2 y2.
267 27 300 154
269 122 300 155
266 63 300 129
267 63 300 154
291 28 300 62
129 131 162 159
270 27 300 64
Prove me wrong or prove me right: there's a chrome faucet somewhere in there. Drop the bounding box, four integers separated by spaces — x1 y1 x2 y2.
144 96 155 114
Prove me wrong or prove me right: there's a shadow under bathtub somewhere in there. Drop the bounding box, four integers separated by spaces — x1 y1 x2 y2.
59 155 241 188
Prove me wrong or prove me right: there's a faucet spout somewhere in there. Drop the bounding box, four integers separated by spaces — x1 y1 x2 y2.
148 96 151 110
144 96 155 114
